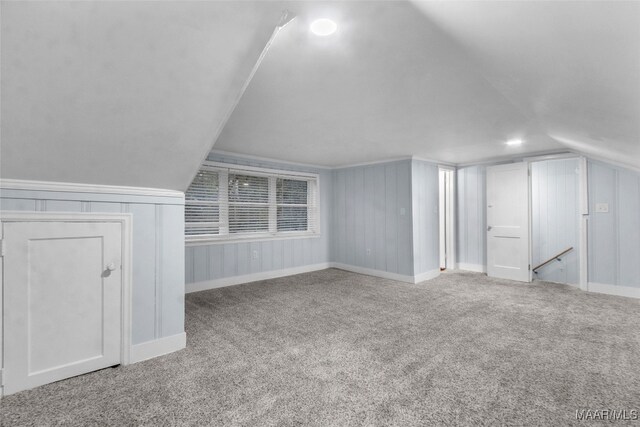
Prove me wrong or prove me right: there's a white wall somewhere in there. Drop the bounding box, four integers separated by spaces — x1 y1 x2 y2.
184 153 332 291
331 160 414 278
456 165 487 271
588 160 640 289
456 158 640 296
531 158 580 285
0 187 185 345
411 160 440 276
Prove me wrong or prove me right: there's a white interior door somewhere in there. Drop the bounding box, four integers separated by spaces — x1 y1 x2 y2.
486 162 531 282
3 221 122 395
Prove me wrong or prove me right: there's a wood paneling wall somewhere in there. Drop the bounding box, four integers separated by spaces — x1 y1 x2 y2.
0 189 185 345
331 160 414 277
531 158 580 284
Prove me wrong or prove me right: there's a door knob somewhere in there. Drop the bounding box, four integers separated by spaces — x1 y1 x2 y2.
106 262 117 271
487 226 493 231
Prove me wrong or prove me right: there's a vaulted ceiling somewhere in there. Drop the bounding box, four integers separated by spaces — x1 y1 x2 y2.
217 0 640 169
1 1 638 192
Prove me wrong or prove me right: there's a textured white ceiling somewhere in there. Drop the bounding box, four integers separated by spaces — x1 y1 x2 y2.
216 0 640 168
1 1 638 192
1 1 289 190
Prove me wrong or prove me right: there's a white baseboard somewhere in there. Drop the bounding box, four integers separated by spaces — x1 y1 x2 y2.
186 263 332 293
330 263 415 283
456 263 486 273
414 269 441 283
187 262 442 294
130 332 186 364
587 282 640 299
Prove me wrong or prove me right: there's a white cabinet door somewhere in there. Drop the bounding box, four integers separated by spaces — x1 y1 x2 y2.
486 163 531 282
3 221 122 395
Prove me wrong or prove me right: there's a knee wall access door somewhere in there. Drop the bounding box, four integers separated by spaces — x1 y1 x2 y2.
2 217 126 395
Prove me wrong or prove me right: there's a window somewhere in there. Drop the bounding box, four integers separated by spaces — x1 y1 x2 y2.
185 162 320 243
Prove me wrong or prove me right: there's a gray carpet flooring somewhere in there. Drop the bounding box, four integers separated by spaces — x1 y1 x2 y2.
1 269 639 426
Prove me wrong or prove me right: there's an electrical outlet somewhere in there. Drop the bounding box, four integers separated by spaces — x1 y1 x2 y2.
595 203 609 213
252 250 259 259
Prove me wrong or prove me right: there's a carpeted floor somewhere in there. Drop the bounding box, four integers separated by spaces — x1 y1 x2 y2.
1 269 639 426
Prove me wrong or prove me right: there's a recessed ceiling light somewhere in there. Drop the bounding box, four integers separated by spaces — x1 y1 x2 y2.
310 19 337 36
506 139 523 146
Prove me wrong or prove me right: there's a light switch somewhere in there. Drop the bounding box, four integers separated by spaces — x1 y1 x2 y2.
595 203 609 213
400 207 406 216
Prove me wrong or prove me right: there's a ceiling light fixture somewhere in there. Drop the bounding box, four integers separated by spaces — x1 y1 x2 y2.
310 19 337 36
506 139 523 146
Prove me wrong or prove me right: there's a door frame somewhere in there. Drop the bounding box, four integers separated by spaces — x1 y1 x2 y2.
0 211 134 377
524 153 588 289
438 166 456 270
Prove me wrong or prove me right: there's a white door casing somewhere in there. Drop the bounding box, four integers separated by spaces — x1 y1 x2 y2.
1 212 132 395
486 163 531 282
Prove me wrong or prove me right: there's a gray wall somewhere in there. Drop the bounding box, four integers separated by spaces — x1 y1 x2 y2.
531 158 580 284
456 165 487 269
411 160 440 275
0 189 185 345
588 160 640 288
331 160 414 277
185 153 332 286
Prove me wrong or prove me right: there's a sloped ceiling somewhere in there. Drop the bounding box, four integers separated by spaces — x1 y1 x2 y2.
2 1 638 192
216 1 640 169
1 1 289 190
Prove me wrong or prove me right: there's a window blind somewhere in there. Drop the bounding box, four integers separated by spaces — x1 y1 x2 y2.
185 163 319 242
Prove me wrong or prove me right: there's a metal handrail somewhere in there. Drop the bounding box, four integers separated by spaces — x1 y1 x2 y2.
532 247 574 273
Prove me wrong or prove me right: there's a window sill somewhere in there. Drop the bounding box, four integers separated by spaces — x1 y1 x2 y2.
185 232 322 246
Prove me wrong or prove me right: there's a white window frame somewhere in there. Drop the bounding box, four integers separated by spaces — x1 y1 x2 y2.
186 161 321 245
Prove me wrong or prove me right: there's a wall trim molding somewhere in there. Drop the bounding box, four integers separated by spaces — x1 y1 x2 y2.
186 263 332 293
130 332 187 364
332 157 414 170
587 282 640 299
414 269 441 283
456 263 486 273
0 179 185 199
330 263 415 283
210 149 331 170
187 262 443 293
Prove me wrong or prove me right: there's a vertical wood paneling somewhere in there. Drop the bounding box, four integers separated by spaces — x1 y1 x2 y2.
44 200 83 212
588 162 617 285
364 167 376 269
1 189 186 345
209 245 224 280
397 161 413 275
456 165 487 268
354 168 365 267
531 158 579 285
617 169 640 287
1 198 37 210
588 160 640 288
330 160 414 276
272 240 284 270
411 160 439 275
385 163 399 274
128 203 157 344
223 245 237 277
159 204 185 337
373 165 386 271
